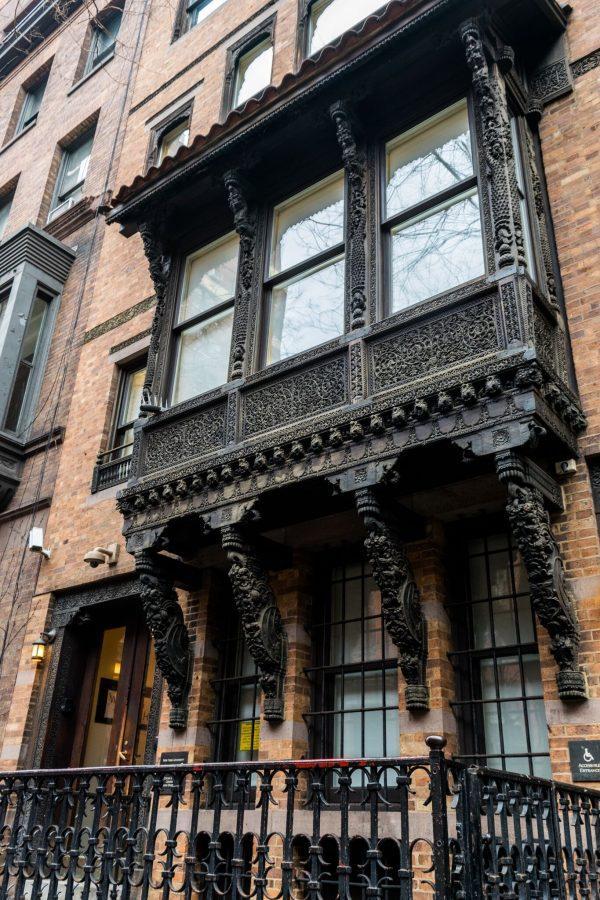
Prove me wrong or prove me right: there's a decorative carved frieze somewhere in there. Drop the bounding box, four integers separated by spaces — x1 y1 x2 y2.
135 549 193 728
355 486 429 711
139 220 171 413
221 524 287 721
242 356 348 438
460 20 524 270
330 101 368 329
496 452 587 702
144 402 227 473
523 128 558 307
223 170 258 379
370 296 500 393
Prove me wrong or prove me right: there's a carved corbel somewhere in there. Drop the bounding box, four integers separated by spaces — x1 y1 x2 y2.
139 220 171 413
221 523 287 721
135 549 193 729
330 101 368 329
355 487 429 711
223 170 258 379
496 452 587 702
460 20 525 271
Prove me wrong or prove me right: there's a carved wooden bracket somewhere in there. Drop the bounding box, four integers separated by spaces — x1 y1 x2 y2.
330 101 367 329
496 451 587 702
355 486 429 711
221 523 287 721
135 549 193 729
223 170 257 380
138 220 171 413
460 19 526 271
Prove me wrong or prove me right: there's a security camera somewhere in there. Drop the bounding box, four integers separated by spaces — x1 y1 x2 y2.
84 543 120 568
28 527 51 559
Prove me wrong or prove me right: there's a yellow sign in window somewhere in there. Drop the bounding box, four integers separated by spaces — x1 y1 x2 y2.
239 720 260 752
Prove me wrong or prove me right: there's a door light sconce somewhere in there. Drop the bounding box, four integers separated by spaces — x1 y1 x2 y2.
31 628 57 662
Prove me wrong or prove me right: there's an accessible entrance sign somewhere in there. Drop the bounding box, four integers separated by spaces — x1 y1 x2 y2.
569 741 600 782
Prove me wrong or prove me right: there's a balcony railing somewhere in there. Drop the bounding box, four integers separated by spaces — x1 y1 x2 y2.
91 445 133 493
0 739 599 898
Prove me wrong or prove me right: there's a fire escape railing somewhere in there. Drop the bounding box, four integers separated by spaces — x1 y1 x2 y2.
0 738 599 899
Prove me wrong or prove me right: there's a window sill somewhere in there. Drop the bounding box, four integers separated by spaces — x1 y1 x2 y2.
0 120 36 156
45 196 96 241
67 51 115 96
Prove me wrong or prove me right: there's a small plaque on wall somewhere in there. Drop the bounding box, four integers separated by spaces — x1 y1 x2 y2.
160 751 189 791
569 741 600 782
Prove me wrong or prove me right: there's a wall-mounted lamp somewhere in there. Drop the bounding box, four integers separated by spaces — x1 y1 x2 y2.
113 660 121 677
31 629 57 663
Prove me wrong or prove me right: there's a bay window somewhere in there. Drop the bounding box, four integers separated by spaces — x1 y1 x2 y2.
510 115 538 280
449 528 551 778
383 100 485 312
264 172 345 365
171 232 239 404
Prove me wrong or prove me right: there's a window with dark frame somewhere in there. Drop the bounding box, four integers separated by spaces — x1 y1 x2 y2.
230 36 273 110
263 171 346 366
0 194 12 240
16 72 48 133
170 232 239 405
448 527 551 779
210 601 260 766
180 0 227 36
509 114 539 282
306 559 399 768
108 361 146 460
304 0 387 57
155 115 189 166
3 286 54 433
85 6 122 74
49 127 95 222
382 99 485 315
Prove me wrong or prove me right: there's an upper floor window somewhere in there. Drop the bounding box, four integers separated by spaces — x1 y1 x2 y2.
510 115 538 281
156 115 189 165
85 6 122 74
264 171 345 365
307 0 387 55
171 232 239 404
49 127 95 221
0 194 12 240
111 362 146 457
17 72 48 133
383 100 484 313
306 558 399 764
3 286 54 433
448 528 551 778
232 36 273 109
184 0 227 33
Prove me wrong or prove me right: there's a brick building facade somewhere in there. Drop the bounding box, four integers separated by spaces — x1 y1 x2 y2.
0 0 599 894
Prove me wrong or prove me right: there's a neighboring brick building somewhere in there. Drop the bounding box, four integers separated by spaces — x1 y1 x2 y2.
0 0 599 895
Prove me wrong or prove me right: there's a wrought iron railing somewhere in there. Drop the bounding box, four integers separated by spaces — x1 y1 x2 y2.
0 738 599 898
91 445 133 493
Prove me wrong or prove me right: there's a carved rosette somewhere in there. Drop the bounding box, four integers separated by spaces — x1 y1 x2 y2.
330 101 367 329
223 170 257 379
355 487 429 711
460 21 524 270
139 221 171 411
221 524 287 721
135 549 193 728
496 454 587 702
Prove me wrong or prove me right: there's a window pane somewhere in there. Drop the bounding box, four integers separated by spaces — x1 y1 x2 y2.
119 366 146 427
309 0 386 55
386 102 473 218
234 39 273 108
4 291 49 431
266 258 344 363
157 119 189 164
270 174 344 275
172 307 233 403
19 76 47 130
91 9 121 64
0 198 12 239
178 234 239 323
187 0 227 27
390 191 484 311
58 133 93 200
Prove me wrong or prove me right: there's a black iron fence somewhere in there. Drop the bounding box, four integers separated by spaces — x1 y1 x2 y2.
0 738 599 899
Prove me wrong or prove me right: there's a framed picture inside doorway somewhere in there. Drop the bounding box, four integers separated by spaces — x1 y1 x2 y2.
95 677 118 724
